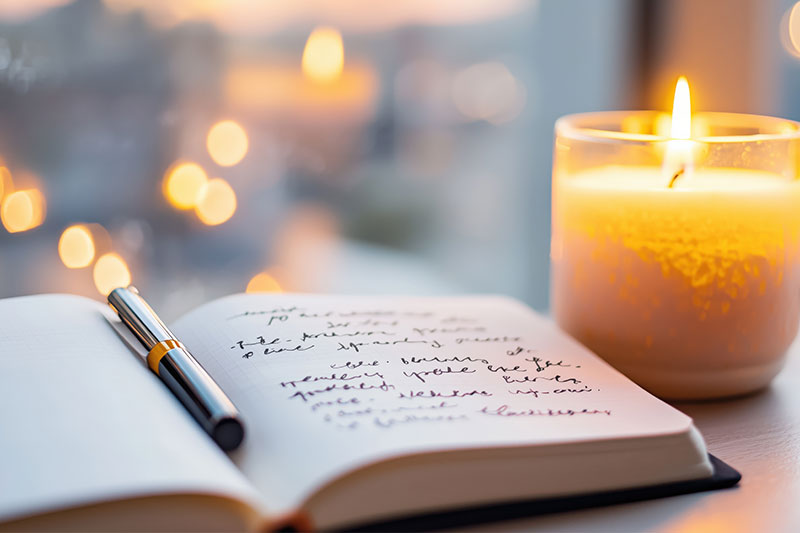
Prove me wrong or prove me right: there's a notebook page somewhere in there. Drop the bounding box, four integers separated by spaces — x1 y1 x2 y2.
172 293 698 515
0 294 260 524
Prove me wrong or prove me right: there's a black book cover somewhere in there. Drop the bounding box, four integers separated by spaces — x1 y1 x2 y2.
344 454 740 532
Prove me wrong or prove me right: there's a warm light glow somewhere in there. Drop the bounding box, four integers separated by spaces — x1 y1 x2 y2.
788 2 800 56
650 112 670 137
206 120 249 167
621 115 648 135
224 60 378 122
0 0 71 21
1 189 45 233
671 76 691 139
246 271 283 293
302 26 345 84
100 0 528 34
164 162 208 209
58 225 96 269
0 166 11 199
195 178 237 226
93 252 131 296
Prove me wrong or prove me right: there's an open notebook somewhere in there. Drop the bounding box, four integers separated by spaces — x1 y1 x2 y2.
0 293 738 531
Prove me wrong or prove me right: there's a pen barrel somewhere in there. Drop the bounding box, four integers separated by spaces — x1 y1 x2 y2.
158 347 245 451
108 288 174 349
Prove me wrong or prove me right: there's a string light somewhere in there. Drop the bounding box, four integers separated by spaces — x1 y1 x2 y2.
93 252 132 296
195 178 237 226
206 121 249 167
58 225 96 268
246 271 283 293
163 162 208 210
1 189 45 233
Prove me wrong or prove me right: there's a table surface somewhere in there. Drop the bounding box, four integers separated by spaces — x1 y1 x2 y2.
463 340 800 533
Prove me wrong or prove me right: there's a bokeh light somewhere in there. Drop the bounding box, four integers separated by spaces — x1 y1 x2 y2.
163 162 208 210
206 121 249 167
302 26 345 83
195 178 237 226
785 2 800 57
246 271 283 293
1 189 45 233
93 252 131 296
58 225 96 269
452 62 525 124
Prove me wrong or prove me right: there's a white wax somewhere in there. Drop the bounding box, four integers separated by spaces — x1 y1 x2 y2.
551 165 800 399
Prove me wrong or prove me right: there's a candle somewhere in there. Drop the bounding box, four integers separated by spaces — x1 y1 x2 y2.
223 27 377 124
551 78 800 400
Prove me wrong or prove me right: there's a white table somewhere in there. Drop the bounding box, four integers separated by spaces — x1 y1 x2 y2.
467 340 800 533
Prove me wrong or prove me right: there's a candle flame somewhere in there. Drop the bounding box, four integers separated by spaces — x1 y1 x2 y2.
664 76 694 187
671 76 691 139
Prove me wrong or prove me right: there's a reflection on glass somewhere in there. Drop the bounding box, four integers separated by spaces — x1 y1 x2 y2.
783 2 800 57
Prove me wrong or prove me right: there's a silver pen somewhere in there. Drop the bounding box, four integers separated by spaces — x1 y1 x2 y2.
108 286 244 451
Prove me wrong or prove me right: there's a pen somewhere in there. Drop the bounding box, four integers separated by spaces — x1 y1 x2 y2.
108 286 245 451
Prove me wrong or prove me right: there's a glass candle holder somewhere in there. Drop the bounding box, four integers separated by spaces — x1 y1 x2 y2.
551 111 800 400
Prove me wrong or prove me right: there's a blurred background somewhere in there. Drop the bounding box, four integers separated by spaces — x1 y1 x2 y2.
0 0 797 319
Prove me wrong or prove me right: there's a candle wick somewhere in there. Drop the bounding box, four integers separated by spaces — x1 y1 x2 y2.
668 166 685 189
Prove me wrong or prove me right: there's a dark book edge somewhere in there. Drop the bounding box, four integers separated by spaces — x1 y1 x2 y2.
341 454 740 532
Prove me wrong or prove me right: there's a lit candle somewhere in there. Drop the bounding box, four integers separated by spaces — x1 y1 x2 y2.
551 78 800 400
223 27 377 124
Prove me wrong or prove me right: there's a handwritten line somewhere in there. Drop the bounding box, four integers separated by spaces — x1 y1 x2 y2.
403 366 476 383
479 405 611 417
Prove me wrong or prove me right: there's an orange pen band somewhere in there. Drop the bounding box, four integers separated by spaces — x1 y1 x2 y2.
147 339 185 374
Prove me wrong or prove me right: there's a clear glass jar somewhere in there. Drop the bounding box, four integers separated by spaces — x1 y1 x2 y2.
551 111 800 399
